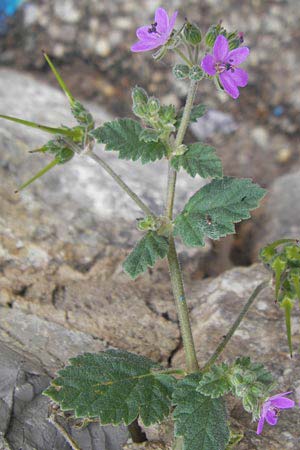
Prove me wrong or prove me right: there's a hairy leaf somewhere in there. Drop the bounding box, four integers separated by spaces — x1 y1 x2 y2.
91 118 167 164
173 374 230 450
197 364 231 398
44 349 176 426
123 231 169 279
171 143 223 179
174 177 266 247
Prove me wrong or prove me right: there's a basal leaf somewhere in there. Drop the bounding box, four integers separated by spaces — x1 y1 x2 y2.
171 143 223 179
44 349 176 427
91 118 167 164
123 231 169 279
173 374 230 450
174 177 266 247
197 364 231 398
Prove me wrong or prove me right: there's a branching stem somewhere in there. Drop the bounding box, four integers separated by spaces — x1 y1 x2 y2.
202 279 270 371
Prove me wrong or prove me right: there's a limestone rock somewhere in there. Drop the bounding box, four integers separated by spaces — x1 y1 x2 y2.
0 307 129 450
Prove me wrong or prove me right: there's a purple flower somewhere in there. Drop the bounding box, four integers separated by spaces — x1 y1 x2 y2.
131 7 178 53
256 391 295 435
201 34 249 99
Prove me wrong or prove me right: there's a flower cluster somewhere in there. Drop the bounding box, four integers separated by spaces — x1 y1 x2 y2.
131 7 250 99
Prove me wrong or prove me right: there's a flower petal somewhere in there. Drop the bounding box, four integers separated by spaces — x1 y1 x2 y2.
220 72 239 99
201 54 216 76
230 68 248 87
265 410 278 426
227 47 250 65
256 416 265 435
270 397 295 409
213 35 229 61
131 40 161 52
155 7 169 34
270 391 292 400
136 26 153 40
168 11 178 33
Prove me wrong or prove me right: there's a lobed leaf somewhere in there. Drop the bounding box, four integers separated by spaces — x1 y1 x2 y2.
173 374 230 450
123 231 169 279
197 364 231 398
44 349 176 427
91 118 167 164
174 177 266 247
171 143 223 179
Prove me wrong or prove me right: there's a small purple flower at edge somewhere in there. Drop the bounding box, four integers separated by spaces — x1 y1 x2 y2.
131 7 178 53
256 391 295 435
201 34 249 99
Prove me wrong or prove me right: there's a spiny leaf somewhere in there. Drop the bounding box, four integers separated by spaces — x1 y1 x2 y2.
174 177 266 247
171 143 223 179
44 349 176 427
173 374 230 450
281 296 294 357
0 114 74 136
197 364 231 398
43 51 75 106
123 231 169 279
91 118 167 164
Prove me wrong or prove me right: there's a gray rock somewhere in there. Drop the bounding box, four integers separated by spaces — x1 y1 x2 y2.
190 109 237 141
252 169 300 258
0 307 129 450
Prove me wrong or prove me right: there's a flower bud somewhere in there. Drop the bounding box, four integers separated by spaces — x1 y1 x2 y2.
205 23 226 47
132 86 148 106
189 66 204 81
147 97 160 115
173 64 190 80
184 22 202 46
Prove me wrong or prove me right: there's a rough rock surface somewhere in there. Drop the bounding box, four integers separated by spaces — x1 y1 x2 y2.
0 307 129 450
252 169 300 259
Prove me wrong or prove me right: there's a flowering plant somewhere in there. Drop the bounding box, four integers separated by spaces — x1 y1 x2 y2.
1 6 298 450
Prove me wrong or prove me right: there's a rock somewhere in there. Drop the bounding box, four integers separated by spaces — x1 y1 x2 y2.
173 263 300 449
0 307 129 450
190 109 237 141
252 169 300 258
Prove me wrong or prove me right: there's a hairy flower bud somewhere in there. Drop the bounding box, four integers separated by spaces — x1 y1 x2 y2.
132 86 148 106
184 22 202 46
147 97 160 115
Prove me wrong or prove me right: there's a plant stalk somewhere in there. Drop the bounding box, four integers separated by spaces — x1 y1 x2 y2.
166 80 199 375
62 137 154 218
202 279 270 371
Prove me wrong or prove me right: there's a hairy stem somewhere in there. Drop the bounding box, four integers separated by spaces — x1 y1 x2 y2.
166 80 199 375
165 80 198 219
168 236 199 373
202 279 270 371
63 137 154 217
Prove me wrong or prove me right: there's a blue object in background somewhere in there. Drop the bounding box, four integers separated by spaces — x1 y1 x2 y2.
0 0 23 33
273 105 284 117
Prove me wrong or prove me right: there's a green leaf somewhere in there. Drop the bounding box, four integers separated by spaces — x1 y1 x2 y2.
174 177 266 247
44 349 176 426
123 231 169 279
176 104 206 128
197 364 231 398
171 143 223 179
91 118 167 164
173 64 190 80
139 128 159 143
173 374 230 450
189 66 204 81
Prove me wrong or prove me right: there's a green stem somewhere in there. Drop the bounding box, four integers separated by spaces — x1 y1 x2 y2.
62 137 155 218
202 279 270 371
165 80 198 219
174 48 194 68
165 80 199 376
168 236 199 372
